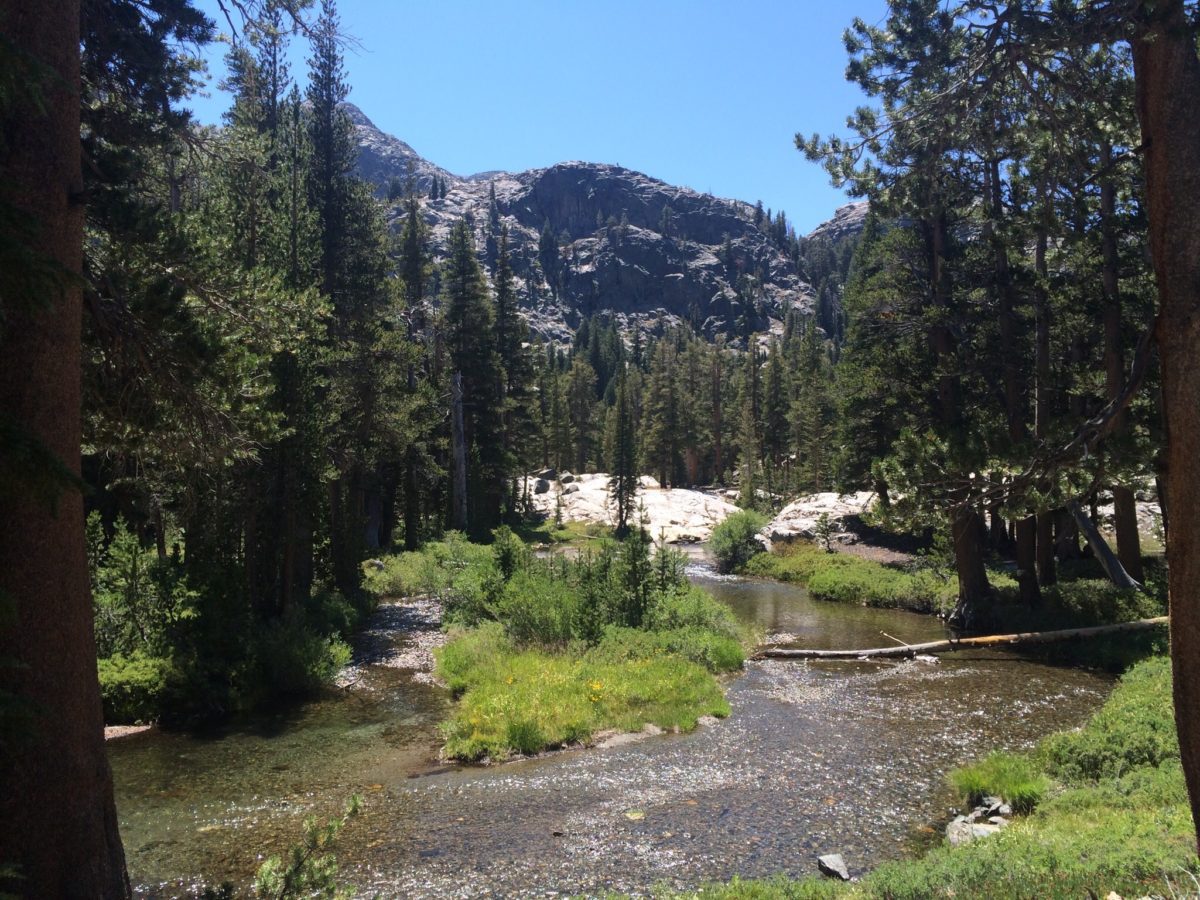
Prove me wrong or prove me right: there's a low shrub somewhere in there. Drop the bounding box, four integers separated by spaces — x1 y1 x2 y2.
711 510 768 574
254 611 352 698
97 651 173 724
949 750 1049 813
1041 656 1178 782
645 583 746 643
495 569 581 646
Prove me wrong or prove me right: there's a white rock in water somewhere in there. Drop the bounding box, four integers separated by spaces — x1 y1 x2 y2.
817 853 851 881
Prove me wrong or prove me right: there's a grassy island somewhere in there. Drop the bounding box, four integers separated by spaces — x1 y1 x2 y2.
366 528 748 761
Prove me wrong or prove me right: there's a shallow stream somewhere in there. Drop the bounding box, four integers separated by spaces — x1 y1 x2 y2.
110 558 1112 896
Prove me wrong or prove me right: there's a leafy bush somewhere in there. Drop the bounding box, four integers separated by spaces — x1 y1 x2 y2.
1041 656 1178 782
950 750 1049 813
645 583 745 644
97 651 172 723
495 569 580 646
363 531 497 619
255 611 352 698
710 510 767 574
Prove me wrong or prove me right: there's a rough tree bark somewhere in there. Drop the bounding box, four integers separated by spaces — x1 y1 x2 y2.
0 2 130 895
950 507 996 632
1129 0 1200 855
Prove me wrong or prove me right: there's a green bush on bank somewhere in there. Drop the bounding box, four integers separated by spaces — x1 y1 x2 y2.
742 539 1166 631
90 514 370 724
671 656 1197 900
710 510 768 574
743 541 961 615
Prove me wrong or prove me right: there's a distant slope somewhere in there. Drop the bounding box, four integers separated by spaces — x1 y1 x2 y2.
347 103 863 344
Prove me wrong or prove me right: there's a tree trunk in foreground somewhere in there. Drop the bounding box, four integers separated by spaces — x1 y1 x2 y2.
1130 0 1200 855
0 2 129 895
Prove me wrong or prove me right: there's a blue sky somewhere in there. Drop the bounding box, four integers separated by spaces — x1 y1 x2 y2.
189 1 888 233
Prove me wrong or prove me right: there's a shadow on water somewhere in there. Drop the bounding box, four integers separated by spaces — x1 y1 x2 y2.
111 554 1114 897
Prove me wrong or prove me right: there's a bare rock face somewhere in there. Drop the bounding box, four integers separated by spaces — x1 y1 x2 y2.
806 201 869 243
761 491 876 546
345 102 458 198
521 472 738 544
346 104 847 344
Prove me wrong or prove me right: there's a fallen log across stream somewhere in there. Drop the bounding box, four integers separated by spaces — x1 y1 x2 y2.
754 616 1170 660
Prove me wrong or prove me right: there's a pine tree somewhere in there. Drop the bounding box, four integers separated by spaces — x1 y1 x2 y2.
494 226 536 513
737 344 762 507
643 338 681 487
305 0 354 304
443 218 504 532
608 368 639 535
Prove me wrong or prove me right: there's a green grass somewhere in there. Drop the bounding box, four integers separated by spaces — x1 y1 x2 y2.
741 541 963 615
435 623 732 761
949 751 1048 813
375 529 748 761
742 541 1167 640
512 518 609 548
660 656 1197 899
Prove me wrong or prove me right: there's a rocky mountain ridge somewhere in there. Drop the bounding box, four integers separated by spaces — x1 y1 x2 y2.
347 103 866 344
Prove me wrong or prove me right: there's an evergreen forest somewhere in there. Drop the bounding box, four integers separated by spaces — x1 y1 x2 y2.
3 1 1200 897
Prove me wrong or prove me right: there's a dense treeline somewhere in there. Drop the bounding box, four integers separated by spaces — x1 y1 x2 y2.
795 0 1200 860
72 0 862 729
6 0 1200 893
71 0 1169 724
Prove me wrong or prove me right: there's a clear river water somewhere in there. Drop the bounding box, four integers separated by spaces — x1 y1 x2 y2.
109 557 1113 897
